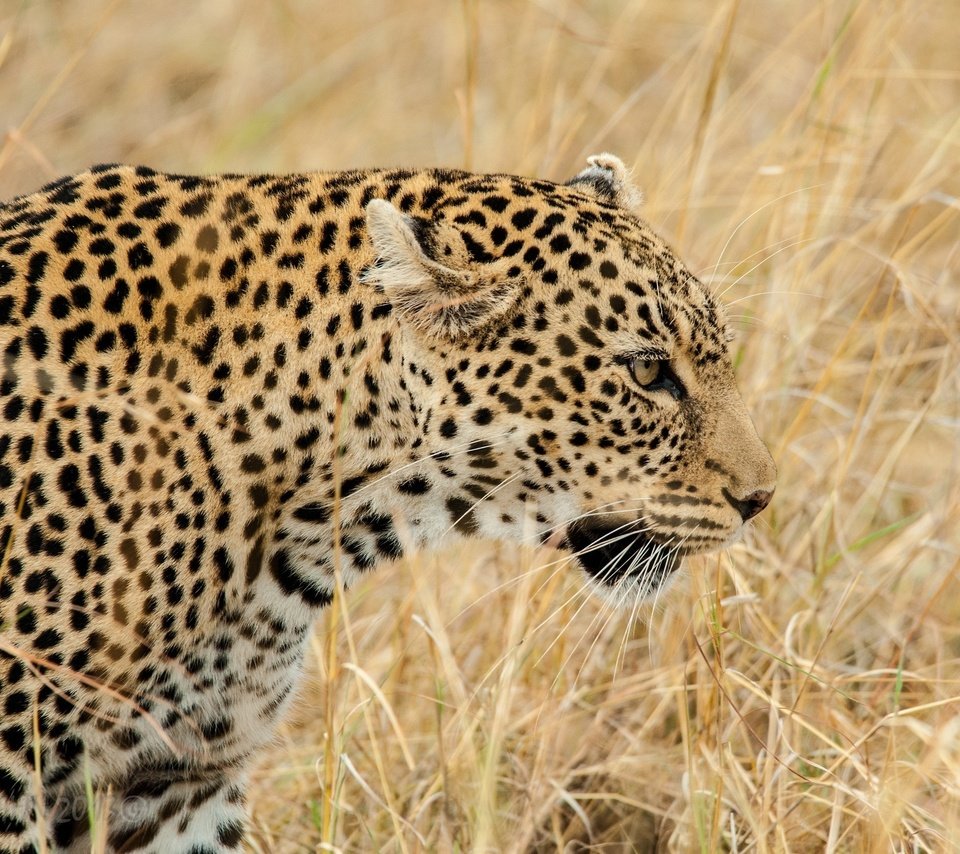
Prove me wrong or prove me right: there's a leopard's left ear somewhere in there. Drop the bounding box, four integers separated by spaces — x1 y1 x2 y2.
566 153 644 213
363 199 525 340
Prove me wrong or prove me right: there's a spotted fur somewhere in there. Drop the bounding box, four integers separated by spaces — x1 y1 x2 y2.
0 154 775 851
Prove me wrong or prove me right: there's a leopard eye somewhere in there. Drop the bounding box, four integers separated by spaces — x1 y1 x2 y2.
627 357 686 400
628 358 659 387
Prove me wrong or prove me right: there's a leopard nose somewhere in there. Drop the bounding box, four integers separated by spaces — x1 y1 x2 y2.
723 487 774 522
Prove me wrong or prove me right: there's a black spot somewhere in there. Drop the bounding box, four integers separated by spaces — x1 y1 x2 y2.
278 251 304 270
350 302 364 330
276 281 293 309
170 256 189 289
498 392 523 413
137 276 162 300
482 195 509 213
63 258 85 281
473 408 493 426
461 231 494 263
49 294 71 319
398 476 431 495
556 334 577 356
156 222 181 247
54 229 79 253
35 627 63 649
15 607 36 634
0 813 26 835
260 231 279 256
240 454 266 473
511 208 536 229
4 688 29 720
218 820 245 847
248 483 269 508
88 237 115 256
127 242 153 270
293 503 329 523
338 259 352 293
338 475 365 499
319 221 338 252
0 725 26 753
455 210 487 228
219 257 237 282
134 197 166 219
0 767 25 802
180 193 212 218
533 214 564 242
192 327 221 365
27 251 49 284
578 325 603 348
111 727 141 749
561 365 586 392
98 258 117 280
196 225 219 253
295 297 313 319
446 496 479 535
269 549 332 607
26 326 48 360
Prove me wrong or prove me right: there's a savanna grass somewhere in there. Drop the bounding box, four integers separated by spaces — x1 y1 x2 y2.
2 0 958 850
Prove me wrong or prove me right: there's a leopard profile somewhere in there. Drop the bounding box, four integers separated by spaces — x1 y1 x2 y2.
0 154 775 852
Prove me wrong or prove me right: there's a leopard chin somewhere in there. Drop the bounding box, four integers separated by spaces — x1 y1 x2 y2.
565 519 684 593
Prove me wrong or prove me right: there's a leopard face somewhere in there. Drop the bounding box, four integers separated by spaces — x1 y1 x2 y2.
363 154 776 601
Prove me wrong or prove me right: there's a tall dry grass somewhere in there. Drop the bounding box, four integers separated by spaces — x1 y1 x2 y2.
2 0 959 850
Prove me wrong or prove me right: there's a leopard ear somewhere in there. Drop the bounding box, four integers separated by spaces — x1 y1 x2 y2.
566 152 644 213
363 198 524 339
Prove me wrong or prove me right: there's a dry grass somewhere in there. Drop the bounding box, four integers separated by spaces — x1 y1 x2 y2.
3 0 959 851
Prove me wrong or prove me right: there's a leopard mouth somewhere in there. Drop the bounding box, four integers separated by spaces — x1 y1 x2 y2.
565 519 683 588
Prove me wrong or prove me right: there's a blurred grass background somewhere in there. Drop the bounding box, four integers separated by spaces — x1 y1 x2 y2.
2 0 959 851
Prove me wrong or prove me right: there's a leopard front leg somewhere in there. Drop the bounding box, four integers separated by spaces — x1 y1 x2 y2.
64 772 248 854
0 762 47 854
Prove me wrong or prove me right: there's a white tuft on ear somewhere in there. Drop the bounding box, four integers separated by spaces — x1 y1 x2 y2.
567 152 644 213
363 199 524 339
364 199 439 297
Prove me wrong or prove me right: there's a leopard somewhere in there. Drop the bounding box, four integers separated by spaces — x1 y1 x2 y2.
0 152 775 852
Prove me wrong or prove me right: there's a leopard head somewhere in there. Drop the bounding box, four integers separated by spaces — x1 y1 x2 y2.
364 155 776 603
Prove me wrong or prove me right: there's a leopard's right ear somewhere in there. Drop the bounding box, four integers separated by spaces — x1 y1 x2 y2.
566 153 644 213
362 199 524 339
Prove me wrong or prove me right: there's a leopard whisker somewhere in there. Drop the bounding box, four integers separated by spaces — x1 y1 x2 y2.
695 231 803 281
572 538 656 686
708 183 825 289
715 236 818 301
